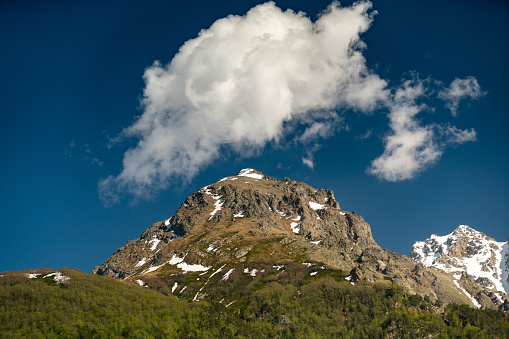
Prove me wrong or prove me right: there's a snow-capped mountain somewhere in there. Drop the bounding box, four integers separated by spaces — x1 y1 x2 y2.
410 225 509 308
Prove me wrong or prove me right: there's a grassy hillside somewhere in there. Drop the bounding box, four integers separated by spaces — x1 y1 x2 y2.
0 268 508 338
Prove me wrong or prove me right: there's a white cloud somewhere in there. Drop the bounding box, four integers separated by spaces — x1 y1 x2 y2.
100 1 389 202
66 139 104 168
368 77 477 182
302 157 314 169
357 128 373 140
296 116 342 144
439 125 477 144
438 76 484 116
100 2 482 202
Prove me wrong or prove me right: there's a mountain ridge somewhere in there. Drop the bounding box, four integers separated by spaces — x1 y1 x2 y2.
92 168 507 310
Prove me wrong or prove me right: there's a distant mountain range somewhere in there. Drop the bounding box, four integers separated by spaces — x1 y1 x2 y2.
92 168 508 310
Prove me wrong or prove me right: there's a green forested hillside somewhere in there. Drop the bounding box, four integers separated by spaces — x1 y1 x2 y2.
1 268 507 338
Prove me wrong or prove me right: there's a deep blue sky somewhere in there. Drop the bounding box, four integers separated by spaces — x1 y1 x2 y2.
1 0 507 273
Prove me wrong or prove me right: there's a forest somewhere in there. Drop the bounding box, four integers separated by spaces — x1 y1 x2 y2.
0 267 508 338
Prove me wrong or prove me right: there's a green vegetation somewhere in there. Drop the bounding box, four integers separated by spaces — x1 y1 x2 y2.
1 268 507 338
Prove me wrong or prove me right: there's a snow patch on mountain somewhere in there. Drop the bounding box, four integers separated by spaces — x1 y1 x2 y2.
221 268 235 281
290 222 300 234
209 197 223 219
27 271 71 284
178 262 210 273
141 254 210 275
202 187 223 220
243 268 258 277
148 236 161 251
135 258 148 268
309 201 326 210
453 280 480 308
136 279 147 288
238 168 264 180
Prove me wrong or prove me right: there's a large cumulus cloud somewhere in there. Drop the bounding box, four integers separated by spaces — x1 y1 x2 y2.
99 1 480 203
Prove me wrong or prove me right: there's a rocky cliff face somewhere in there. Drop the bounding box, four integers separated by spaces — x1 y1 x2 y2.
411 225 509 310
92 169 505 309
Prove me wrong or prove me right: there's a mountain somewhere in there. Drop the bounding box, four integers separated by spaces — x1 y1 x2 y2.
410 225 509 310
92 169 507 310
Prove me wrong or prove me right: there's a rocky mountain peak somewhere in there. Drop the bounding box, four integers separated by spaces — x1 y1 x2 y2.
93 168 377 278
410 225 508 308
412 225 497 263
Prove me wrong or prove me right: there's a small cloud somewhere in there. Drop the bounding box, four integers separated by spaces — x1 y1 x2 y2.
438 125 477 145
299 142 322 171
66 139 103 168
438 77 485 116
91 158 104 167
98 176 120 207
356 128 373 140
296 114 344 144
302 157 314 169
368 76 478 182
64 141 75 158
298 122 333 144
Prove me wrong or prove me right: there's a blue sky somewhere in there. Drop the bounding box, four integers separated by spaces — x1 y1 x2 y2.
1 0 507 273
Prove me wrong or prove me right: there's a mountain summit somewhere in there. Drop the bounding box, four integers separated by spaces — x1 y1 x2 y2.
411 225 509 309
93 169 507 309
93 168 378 276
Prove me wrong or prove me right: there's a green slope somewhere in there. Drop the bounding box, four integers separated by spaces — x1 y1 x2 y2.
1 268 508 338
